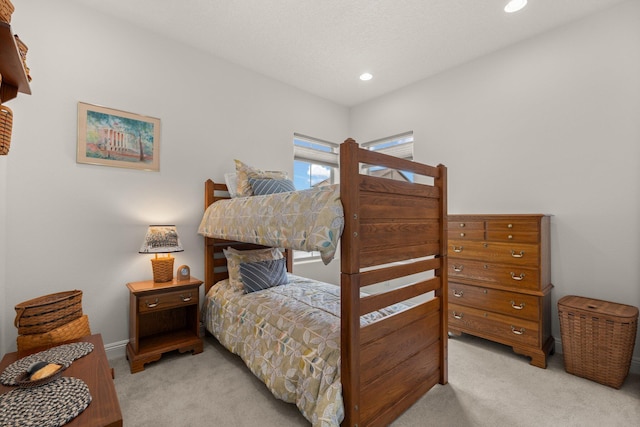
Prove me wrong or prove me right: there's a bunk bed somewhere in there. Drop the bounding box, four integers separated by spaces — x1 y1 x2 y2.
199 138 448 427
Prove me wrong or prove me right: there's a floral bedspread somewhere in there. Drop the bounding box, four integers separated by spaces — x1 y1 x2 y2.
198 185 344 264
204 275 404 427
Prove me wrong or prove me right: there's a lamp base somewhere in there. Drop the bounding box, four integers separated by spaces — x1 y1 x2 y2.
150 256 174 283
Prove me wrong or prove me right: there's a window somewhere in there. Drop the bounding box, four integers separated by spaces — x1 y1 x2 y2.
361 131 414 182
293 133 339 190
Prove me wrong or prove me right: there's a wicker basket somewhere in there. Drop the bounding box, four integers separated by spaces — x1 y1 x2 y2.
14 290 84 335
0 0 14 23
17 315 91 352
151 256 174 282
0 103 12 156
558 295 638 388
13 34 31 82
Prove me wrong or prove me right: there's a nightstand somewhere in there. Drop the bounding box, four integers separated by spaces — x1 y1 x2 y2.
126 277 203 373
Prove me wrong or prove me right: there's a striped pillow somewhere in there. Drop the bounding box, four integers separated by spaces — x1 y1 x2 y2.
239 258 288 293
249 178 295 195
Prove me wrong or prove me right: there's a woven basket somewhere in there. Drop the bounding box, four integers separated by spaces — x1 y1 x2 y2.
558 295 638 388
17 315 91 352
0 0 14 23
14 290 83 335
0 103 12 156
151 257 174 282
13 34 31 82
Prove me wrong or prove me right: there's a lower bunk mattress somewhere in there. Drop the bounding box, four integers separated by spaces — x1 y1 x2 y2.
204 274 404 427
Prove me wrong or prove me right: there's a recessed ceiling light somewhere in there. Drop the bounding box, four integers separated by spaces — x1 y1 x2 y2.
504 0 527 13
360 73 373 81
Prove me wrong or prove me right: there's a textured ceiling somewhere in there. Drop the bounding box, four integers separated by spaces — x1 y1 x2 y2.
70 0 629 106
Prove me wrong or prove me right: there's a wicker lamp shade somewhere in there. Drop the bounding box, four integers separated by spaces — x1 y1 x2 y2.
139 225 184 282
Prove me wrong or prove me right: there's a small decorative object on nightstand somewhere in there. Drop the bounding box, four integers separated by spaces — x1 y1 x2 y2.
176 264 190 281
126 277 203 373
138 225 184 282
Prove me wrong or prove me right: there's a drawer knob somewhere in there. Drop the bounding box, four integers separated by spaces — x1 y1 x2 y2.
510 250 524 258
460 232 466 237
510 272 526 281
453 290 464 298
510 301 525 310
508 223 513 229
511 326 525 335
453 265 464 272
453 311 463 320
145 298 159 308
180 293 192 302
508 234 513 239
459 223 465 228
452 245 463 253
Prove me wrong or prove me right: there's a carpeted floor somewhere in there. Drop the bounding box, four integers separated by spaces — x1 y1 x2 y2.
111 334 640 426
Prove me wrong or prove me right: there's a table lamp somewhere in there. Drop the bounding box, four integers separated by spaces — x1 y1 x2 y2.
139 225 184 282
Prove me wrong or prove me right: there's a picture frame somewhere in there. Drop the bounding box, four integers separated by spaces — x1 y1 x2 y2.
77 102 161 171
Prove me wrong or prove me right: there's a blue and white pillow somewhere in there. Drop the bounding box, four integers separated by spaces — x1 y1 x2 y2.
249 178 295 196
239 258 288 293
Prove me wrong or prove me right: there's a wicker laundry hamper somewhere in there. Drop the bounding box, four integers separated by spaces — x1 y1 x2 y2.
558 295 638 388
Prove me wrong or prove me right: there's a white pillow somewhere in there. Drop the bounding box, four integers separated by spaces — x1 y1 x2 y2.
224 173 238 198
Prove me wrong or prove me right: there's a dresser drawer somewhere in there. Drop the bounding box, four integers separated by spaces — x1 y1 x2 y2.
448 259 541 291
138 288 198 313
449 282 540 321
447 229 485 240
485 219 539 232
448 220 484 231
449 240 539 267
449 303 539 347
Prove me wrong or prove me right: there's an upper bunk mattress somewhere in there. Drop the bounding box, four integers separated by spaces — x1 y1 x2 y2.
198 184 344 264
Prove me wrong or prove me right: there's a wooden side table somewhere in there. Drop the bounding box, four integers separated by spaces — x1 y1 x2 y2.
0 334 123 427
126 277 203 373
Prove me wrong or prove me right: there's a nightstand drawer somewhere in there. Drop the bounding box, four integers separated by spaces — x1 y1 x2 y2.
138 288 198 313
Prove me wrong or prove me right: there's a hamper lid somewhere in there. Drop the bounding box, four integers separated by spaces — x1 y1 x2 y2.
558 295 639 320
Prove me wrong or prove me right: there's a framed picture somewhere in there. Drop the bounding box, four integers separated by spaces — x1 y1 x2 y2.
77 102 161 171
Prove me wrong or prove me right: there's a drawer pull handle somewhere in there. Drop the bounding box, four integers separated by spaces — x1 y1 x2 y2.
145 298 159 308
510 250 524 258
453 265 464 272
459 232 465 237
453 290 464 298
510 272 526 281
180 293 192 302
459 223 465 228
510 301 525 310
453 312 463 320
453 246 463 253
511 326 525 335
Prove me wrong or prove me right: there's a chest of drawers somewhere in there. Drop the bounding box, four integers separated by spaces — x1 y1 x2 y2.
447 214 554 368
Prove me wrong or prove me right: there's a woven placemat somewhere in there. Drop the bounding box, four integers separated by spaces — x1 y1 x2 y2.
0 342 94 386
0 377 92 427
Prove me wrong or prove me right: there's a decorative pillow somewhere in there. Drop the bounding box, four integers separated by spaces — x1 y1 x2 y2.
239 258 288 294
223 247 283 290
234 159 288 197
249 178 295 196
224 173 238 198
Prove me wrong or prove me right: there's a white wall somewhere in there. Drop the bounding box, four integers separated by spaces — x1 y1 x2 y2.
1 0 348 355
350 0 640 366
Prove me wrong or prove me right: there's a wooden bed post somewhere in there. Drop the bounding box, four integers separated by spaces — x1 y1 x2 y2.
340 138 361 427
437 164 448 385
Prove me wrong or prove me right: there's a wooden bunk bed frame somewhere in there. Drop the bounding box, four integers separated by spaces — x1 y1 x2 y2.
203 138 448 427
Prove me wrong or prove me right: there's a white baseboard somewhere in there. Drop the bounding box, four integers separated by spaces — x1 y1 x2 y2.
554 337 640 374
104 339 128 361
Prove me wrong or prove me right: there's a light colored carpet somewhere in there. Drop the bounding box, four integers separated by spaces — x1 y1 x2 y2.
111 334 639 426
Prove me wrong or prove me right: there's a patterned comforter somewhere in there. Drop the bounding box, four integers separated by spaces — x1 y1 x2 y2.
204 275 404 427
197 185 344 264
